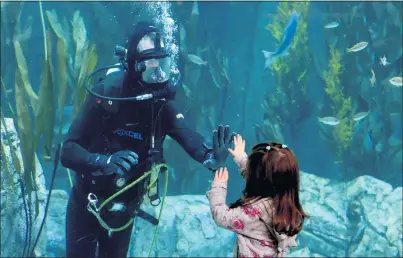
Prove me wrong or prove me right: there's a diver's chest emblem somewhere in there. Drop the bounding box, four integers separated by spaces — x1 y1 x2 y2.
113 128 143 140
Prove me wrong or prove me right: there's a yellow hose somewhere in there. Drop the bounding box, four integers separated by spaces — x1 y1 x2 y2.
66 168 73 188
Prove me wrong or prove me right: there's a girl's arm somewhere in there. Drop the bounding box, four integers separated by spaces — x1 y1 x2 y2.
206 180 258 233
233 152 248 178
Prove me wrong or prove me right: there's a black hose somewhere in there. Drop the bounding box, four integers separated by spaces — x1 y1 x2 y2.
17 177 29 258
26 190 32 257
29 143 61 257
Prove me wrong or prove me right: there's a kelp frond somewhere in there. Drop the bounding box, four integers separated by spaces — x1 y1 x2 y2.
323 46 354 157
34 29 55 158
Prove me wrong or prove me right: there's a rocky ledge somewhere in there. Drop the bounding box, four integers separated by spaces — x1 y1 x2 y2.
45 173 401 257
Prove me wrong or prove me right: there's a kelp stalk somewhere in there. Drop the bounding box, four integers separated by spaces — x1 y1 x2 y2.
38 0 47 60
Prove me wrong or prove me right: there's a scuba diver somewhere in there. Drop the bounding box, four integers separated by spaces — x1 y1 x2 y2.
60 21 235 258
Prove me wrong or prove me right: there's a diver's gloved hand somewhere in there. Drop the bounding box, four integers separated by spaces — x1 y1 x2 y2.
203 124 236 171
91 150 139 176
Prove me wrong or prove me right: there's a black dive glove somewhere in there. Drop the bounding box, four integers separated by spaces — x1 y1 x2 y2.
203 124 236 171
89 150 139 176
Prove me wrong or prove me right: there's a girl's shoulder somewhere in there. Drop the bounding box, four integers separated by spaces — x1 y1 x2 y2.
243 197 274 219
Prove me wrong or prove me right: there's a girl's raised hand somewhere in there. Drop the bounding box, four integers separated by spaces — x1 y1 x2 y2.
228 134 245 158
213 167 229 184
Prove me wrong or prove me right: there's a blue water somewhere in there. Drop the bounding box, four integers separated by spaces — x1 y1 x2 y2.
1 1 402 257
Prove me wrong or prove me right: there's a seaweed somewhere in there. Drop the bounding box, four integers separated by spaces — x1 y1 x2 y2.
4 5 98 225
69 10 99 119
14 63 36 194
34 29 56 159
44 9 68 141
46 9 98 123
72 43 98 119
13 40 39 110
322 47 354 158
56 36 68 139
262 1 311 138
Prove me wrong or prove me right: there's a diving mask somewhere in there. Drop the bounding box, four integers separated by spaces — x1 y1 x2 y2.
134 31 171 85
136 55 171 84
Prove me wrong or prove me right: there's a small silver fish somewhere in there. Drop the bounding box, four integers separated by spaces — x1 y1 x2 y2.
324 22 339 29
353 111 369 122
318 116 340 126
347 41 368 52
370 69 376 87
43 155 52 162
389 77 402 87
188 54 207 66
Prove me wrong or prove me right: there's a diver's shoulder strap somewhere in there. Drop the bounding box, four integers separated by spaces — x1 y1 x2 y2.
101 64 125 114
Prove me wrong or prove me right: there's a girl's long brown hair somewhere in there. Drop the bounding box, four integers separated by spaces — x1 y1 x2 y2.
230 142 309 236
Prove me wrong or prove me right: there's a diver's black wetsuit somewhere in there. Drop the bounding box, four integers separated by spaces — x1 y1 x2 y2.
61 71 212 258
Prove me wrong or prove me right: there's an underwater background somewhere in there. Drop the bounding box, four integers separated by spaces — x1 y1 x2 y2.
1 1 402 257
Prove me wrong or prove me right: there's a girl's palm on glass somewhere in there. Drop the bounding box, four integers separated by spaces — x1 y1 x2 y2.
228 134 245 158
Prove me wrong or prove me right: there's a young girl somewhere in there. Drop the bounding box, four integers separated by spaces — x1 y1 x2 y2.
207 135 309 258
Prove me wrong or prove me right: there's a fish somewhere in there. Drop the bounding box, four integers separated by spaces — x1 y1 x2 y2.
353 111 369 122
262 10 298 69
318 116 340 126
188 54 207 66
324 22 339 29
389 77 402 87
347 41 368 52
370 69 376 87
379 55 390 66
43 155 52 162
